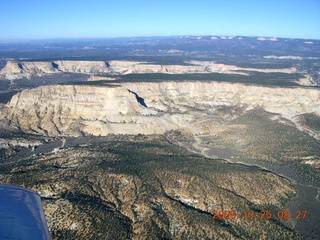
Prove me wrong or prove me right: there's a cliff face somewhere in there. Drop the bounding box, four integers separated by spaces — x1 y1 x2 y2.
0 60 298 80
5 81 320 136
53 60 110 74
0 61 60 80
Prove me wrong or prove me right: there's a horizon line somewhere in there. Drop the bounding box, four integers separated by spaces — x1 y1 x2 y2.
0 34 320 43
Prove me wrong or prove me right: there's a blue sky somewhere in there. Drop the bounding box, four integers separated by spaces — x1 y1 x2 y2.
0 0 319 40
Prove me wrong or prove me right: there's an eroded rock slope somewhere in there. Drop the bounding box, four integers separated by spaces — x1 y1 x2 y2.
4 81 320 137
0 60 298 80
0 135 299 240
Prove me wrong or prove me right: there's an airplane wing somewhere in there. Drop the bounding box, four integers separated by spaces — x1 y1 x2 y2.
0 184 51 240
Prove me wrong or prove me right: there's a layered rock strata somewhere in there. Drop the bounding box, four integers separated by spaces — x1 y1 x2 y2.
4 81 320 136
0 61 60 79
0 60 297 80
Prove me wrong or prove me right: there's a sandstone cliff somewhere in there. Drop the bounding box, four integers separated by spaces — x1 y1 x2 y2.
0 61 60 80
0 60 298 80
5 81 320 137
53 60 111 74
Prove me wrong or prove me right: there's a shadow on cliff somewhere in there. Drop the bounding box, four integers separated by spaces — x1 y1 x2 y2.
127 89 148 108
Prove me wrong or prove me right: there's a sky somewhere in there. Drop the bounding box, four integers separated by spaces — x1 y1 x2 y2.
0 0 319 40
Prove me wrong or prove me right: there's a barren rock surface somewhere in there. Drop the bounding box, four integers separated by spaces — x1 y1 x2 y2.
1 36 319 239
0 60 298 80
4 82 319 137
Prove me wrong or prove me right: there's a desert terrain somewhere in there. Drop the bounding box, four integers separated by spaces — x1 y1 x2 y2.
0 36 319 239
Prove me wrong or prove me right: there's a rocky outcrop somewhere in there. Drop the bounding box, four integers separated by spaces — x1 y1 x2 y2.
0 135 299 239
0 61 60 80
0 138 42 149
0 60 298 80
295 74 317 86
53 60 110 74
4 81 320 136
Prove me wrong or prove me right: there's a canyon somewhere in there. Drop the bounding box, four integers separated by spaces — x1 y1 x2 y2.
0 36 319 239
1 75 319 239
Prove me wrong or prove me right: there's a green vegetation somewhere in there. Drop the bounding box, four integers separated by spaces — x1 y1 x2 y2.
58 71 307 88
1 35 319 239
197 108 320 185
0 134 300 239
230 109 319 160
300 113 320 131
232 61 294 69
